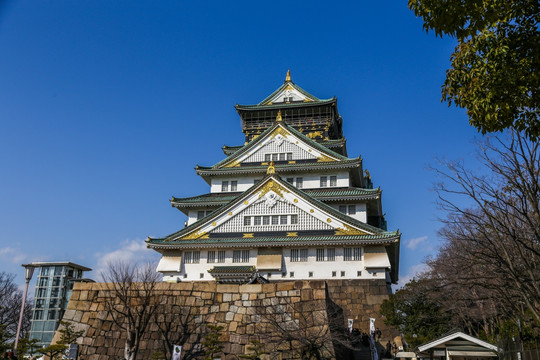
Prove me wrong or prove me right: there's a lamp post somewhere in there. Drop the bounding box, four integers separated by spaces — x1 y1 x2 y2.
15 263 35 354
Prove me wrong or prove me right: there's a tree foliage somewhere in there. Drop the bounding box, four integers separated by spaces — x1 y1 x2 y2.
380 279 451 348
408 0 539 139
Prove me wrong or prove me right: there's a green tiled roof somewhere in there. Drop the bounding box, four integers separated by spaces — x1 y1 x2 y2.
171 187 380 208
147 233 399 248
236 98 335 110
208 266 256 274
239 79 328 107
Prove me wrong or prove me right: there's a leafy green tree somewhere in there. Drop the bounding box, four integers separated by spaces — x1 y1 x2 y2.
202 324 224 360
15 337 40 358
408 0 539 139
37 321 84 360
380 279 451 348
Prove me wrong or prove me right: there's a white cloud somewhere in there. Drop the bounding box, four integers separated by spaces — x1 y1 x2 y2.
405 235 428 250
395 263 430 290
0 246 27 264
93 239 160 278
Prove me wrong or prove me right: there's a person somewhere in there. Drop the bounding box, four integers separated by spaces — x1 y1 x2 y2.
7 352 17 360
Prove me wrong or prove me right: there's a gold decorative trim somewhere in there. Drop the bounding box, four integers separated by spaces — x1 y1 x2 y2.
258 180 285 199
244 200 249 205
267 161 275 174
243 233 254 238
308 149 312 152
228 212 232 216
317 154 336 163
223 158 242 168
293 199 298 203
270 127 291 139
307 131 323 139
212 222 216 226
286 232 298 237
327 218 332 223
181 230 208 240
285 69 291 82
310 209 314 213
334 224 369 236
288 160 296 164
276 110 282 122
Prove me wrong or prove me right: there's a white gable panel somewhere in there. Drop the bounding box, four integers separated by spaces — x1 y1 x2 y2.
212 199 332 233
243 137 317 163
268 86 309 104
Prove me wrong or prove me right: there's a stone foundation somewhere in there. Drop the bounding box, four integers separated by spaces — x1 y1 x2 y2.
57 279 397 359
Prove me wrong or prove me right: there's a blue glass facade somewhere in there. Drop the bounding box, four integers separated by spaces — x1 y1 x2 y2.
28 263 90 348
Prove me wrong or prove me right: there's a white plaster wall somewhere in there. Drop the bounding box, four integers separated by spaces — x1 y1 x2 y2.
328 202 367 223
209 171 350 193
158 246 391 282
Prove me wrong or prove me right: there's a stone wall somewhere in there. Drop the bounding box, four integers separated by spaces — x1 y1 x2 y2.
57 280 397 360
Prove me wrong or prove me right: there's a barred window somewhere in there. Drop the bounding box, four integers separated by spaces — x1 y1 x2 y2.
286 177 294 184
233 250 249 263
221 181 229 192
316 248 325 262
344 248 352 261
230 181 238 191
348 205 356 215
291 215 298 224
296 178 303 189
327 248 336 261
244 214 296 227
254 216 261 225
265 154 271 162
217 250 226 263
353 247 362 261
244 217 251 226
290 249 299 262
197 211 205 220
207 251 216 263
330 176 337 187
263 216 270 225
320 176 328 187
300 249 308 262
272 215 279 225
286 153 292 160
184 251 200 264
280 215 288 224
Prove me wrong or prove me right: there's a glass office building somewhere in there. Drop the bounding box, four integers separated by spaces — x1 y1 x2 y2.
28 262 91 347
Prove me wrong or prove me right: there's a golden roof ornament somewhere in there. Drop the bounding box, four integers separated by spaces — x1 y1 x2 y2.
285 69 291 82
267 161 276 174
276 110 283 122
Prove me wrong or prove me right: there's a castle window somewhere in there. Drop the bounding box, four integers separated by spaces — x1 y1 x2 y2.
244 217 251 226
207 251 216 263
316 248 325 262
221 181 229 192
332 271 336 277
286 177 294 184
320 176 328 187
233 250 249 263
344 247 361 261
341 271 346 277
290 272 294 278
280 215 288 224
338 205 356 215
217 250 226 263
263 216 270 225
327 248 336 261
253 216 261 226
296 178 303 189
230 181 238 191
265 154 271 162
330 176 337 187
300 249 308 261
183 273 188 278
184 251 200 264
244 214 296 227
357 271 362 277
200 273 204 279
291 214 298 224
287 153 292 160
290 249 299 262
272 215 279 225
309 272 313 278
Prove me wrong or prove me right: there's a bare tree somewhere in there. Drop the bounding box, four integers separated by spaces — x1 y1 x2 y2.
0 272 32 352
101 261 162 360
153 304 207 360
432 129 540 322
259 295 353 360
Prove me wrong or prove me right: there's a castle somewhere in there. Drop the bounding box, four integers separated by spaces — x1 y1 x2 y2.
147 71 400 286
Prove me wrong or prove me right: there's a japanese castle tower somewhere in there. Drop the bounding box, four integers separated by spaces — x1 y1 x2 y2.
147 71 400 285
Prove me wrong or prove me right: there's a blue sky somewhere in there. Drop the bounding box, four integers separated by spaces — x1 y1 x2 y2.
0 1 481 287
